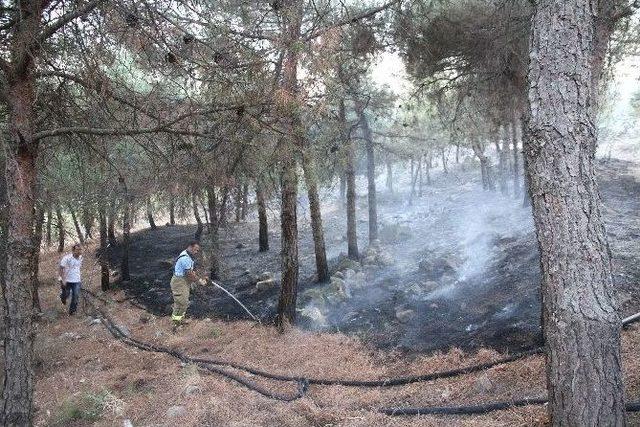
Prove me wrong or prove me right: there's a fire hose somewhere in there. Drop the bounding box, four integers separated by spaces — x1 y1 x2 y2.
81 288 640 415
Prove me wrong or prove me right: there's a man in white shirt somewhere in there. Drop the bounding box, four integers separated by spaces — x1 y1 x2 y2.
59 243 83 315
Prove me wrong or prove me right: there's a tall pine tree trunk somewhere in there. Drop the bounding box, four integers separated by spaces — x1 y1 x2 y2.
386 160 393 194
2 12 41 419
107 200 117 246
98 204 110 291
146 198 157 230
121 194 131 281
241 183 249 220
206 184 221 280
31 205 44 312
276 0 303 328
193 192 203 241
512 116 521 197
302 151 329 282
169 195 176 225
46 207 52 246
56 207 65 253
527 1 624 423
256 180 269 252
69 207 85 244
342 99 358 260
356 103 378 244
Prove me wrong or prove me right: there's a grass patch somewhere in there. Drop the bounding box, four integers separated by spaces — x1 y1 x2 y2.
49 389 123 426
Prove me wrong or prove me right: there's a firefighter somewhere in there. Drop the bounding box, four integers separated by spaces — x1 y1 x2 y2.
171 241 207 328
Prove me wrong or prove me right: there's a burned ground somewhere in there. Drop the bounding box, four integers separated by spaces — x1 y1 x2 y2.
108 157 640 354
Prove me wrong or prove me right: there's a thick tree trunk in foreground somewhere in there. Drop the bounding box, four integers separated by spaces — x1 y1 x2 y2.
121 195 132 281
357 104 378 244
256 181 269 252
342 100 359 260
98 205 110 292
276 0 302 328
146 198 157 230
527 1 624 424
56 207 65 253
302 152 329 283
2 29 41 421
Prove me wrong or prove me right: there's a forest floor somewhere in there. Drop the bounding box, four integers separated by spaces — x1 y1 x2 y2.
110 157 640 354
31 156 640 426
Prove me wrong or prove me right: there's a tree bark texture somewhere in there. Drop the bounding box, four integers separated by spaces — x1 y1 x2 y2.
169 195 176 225
98 205 110 292
302 151 329 283
69 207 84 244
56 207 65 253
31 206 44 312
121 195 132 281
256 181 269 252
356 104 378 244
276 0 303 328
192 192 203 241
146 198 157 230
526 1 624 424
342 100 359 260
1 4 43 420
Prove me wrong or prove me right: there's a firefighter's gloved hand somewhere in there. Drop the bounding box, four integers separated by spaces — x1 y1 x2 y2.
58 276 64 288
198 278 207 286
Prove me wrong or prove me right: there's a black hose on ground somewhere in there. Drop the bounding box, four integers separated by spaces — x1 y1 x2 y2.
83 289 307 402
82 288 640 411
381 397 548 416
381 399 640 416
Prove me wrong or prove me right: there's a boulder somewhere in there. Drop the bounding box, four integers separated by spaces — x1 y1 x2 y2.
473 373 494 394
418 257 456 278
258 272 273 282
299 306 328 328
183 384 202 396
336 257 361 272
395 308 416 323
256 278 276 291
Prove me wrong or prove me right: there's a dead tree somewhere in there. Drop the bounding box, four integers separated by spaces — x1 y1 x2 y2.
386 160 393 193
526 0 626 423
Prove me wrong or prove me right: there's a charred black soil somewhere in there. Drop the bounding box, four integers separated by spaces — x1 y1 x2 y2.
108 157 640 355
